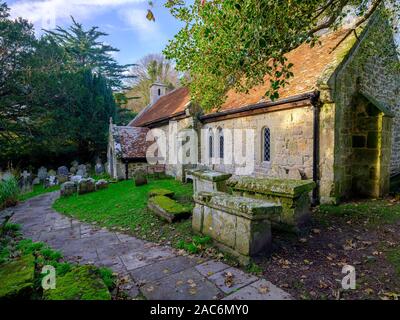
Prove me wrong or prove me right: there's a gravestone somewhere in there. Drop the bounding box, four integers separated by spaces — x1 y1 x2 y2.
134 170 147 187
95 159 104 174
37 167 48 182
70 175 82 183
71 160 79 168
48 169 56 177
45 175 58 188
32 177 40 185
57 166 69 176
95 179 108 190
20 170 32 193
77 165 87 177
70 161 79 174
60 182 77 197
78 178 95 195
1 171 13 181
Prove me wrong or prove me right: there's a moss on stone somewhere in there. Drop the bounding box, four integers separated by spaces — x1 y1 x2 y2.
150 196 190 215
227 176 316 197
0 254 35 299
44 265 111 300
148 188 175 198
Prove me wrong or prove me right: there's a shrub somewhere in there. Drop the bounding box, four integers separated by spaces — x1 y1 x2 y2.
0 177 19 209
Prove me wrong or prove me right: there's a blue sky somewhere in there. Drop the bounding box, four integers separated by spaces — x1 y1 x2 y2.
7 0 184 65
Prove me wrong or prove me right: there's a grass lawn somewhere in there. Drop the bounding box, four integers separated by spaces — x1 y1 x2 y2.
53 178 197 248
18 185 60 202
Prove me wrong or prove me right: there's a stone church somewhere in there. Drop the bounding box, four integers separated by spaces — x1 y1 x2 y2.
108 12 400 205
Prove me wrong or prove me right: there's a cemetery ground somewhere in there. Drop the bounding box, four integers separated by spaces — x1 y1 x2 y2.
52 177 400 300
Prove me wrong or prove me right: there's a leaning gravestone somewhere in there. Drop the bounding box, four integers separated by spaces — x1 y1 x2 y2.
60 182 77 197
78 178 95 195
37 167 48 182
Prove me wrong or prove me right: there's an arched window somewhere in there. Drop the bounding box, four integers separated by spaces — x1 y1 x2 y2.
209 132 214 159
263 127 271 162
218 128 224 159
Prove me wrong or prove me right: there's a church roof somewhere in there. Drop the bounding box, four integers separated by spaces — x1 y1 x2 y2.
111 126 151 159
130 27 355 127
131 87 190 127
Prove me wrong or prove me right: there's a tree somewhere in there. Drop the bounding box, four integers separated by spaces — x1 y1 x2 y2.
162 0 399 111
45 17 133 89
124 54 180 112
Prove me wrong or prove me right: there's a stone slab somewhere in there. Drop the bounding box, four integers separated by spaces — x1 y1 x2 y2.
195 261 230 278
208 267 258 294
141 268 222 300
223 279 292 300
130 256 202 284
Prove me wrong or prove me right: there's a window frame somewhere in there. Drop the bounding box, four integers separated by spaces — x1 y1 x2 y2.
262 127 271 163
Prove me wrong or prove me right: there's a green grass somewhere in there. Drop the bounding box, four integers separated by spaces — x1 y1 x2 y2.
53 178 195 247
18 184 60 202
387 247 400 276
317 199 400 226
0 177 19 209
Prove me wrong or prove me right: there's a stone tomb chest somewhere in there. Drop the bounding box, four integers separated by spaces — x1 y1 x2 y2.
193 192 281 264
227 177 316 231
188 169 232 196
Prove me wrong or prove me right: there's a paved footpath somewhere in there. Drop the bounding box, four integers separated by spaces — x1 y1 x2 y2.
9 192 291 300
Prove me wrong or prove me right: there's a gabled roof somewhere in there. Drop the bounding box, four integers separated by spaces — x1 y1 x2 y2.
111 126 151 159
130 27 357 127
130 87 190 127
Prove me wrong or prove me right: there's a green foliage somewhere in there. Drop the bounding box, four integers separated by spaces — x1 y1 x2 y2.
3 223 21 232
0 2 129 167
0 177 19 210
98 267 116 290
177 235 211 254
18 184 60 202
318 200 400 226
151 195 191 215
164 0 399 110
43 265 111 300
387 247 400 276
53 179 195 247
0 254 35 299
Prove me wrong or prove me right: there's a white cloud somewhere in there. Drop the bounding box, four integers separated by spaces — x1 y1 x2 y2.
119 8 166 42
9 0 147 29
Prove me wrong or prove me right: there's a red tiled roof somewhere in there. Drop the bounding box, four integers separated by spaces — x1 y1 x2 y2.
131 28 351 126
112 126 152 159
130 87 190 127
217 28 350 113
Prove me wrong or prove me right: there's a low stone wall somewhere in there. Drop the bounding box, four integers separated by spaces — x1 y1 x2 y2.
227 177 316 231
193 192 281 264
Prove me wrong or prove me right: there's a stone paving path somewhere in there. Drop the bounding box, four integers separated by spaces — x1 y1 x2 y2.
9 192 291 300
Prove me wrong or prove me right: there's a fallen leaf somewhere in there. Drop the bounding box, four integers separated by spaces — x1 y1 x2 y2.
224 272 234 288
258 285 269 294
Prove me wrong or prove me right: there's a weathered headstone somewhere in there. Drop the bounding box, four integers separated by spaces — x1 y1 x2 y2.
78 178 95 195
95 179 108 190
1 171 13 181
57 166 69 176
20 170 32 193
48 169 56 177
45 175 58 188
85 163 92 173
70 166 77 175
71 160 79 168
32 177 40 185
95 159 104 174
60 182 77 197
37 167 48 182
134 170 147 187
77 165 87 177
70 175 82 183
